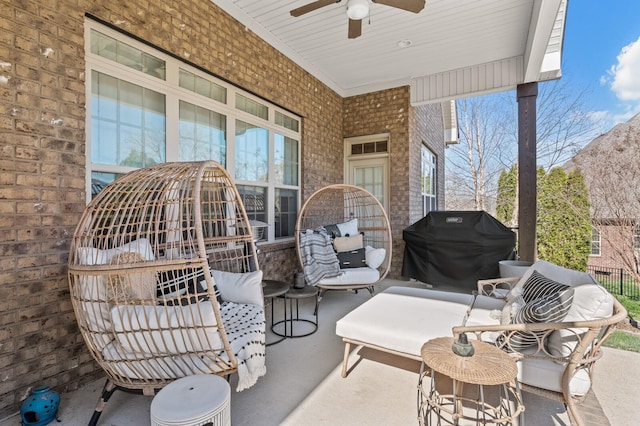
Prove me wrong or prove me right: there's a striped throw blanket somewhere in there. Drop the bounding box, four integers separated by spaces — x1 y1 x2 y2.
300 229 341 286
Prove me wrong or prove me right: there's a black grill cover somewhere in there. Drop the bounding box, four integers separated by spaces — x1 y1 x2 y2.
402 211 516 293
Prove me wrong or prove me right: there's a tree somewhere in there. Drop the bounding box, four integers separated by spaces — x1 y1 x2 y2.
537 167 591 271
445 96 511 211
566 119 640 284
446 78 596 213
496 165 517 227
497 166 591 269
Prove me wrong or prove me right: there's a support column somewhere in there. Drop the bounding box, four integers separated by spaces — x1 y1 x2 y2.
517 82 538 262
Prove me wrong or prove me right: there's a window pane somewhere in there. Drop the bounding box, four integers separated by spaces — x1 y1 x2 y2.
90 29 165 79
236 94 268 120
90 172 123 198
275 111 299 132
274 134 298 186
275 188 297 238
237 185 268 241
235 120 268 182
91 71 166 167
179 101 227 165
179 69 226 103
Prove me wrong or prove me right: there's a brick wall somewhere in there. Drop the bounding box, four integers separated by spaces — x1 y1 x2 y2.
0 0 445 417
344 89 444 278
588 224 633 270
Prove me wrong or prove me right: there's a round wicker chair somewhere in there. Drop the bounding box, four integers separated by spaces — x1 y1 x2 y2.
68 161 264 425
295 184 392 302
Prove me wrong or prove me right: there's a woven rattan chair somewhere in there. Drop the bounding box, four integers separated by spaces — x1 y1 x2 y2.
68 161 265 425
295 184 392 302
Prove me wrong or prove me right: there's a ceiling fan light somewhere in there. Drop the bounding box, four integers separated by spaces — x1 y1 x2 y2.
347 0 369 20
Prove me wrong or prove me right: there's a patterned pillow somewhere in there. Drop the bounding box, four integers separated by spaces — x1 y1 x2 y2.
497 288 575 350
336 248 367 269
521 270 570 303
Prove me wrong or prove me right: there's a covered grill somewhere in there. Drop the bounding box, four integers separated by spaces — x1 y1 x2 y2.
402 211 516 293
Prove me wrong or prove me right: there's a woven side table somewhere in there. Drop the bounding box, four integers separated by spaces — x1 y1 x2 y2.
417 337 524 425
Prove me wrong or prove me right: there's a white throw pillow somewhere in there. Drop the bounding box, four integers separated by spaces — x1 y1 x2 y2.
336 218 358 237
547 283 615 358
210 269 264 307
77 238 155 265
365 246 386 269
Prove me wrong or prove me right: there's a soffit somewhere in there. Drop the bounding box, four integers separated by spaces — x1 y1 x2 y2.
213 0 566 104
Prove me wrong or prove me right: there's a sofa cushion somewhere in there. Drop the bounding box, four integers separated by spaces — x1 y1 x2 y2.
336 286 474 356
547 283 614 357
506 260 597 303
518 347 591 396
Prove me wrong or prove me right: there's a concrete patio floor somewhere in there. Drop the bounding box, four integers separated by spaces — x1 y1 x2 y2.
2 279 637 425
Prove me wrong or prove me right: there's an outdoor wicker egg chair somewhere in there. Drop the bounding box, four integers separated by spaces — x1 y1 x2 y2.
68 161 265 425
295 184 392 302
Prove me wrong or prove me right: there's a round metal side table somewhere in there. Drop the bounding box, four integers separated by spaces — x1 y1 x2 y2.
262 280 290 346
272 285 318 338
417 336 524 425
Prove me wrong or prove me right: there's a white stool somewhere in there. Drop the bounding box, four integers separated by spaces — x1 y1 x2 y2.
150 375 231 426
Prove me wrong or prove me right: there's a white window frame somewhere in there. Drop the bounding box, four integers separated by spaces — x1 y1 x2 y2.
421 144 437 215
590 227 601 257
84 19 301 243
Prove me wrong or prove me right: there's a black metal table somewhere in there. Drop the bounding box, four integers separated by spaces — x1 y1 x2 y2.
262 280 290 346
272 285 319 338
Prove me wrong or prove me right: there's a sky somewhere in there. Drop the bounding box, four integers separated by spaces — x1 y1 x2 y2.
563 0 640 132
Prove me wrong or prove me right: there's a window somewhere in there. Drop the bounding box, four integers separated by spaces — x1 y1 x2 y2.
633 223 640 250
85 20 300 242
591 228 601 256
421 145 437 215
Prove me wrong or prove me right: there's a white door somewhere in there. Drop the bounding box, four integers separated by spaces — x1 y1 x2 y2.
347 157 389 210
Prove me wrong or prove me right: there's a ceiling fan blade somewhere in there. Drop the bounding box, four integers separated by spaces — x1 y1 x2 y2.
290 0 342 17
348 18 362 39
372 0 426 13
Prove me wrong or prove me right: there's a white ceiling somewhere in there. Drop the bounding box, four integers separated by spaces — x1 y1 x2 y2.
213 0 567 103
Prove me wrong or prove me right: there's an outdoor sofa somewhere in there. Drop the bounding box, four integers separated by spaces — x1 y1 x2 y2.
336 260 627 425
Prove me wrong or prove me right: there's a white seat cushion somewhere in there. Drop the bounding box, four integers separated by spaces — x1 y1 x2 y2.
336 286 474 356
518 349 591 396
317 267 380 286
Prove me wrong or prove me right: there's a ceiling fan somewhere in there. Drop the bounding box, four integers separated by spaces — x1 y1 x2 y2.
290 0 426 39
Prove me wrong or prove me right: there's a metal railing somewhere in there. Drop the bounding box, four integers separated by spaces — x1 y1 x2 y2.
587 265 640 301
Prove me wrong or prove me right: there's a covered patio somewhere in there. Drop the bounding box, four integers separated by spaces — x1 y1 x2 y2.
3 279 637 425
2 0 627 424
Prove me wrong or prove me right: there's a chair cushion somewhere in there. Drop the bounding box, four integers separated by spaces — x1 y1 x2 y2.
317 267 379 286
518 348 591 396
